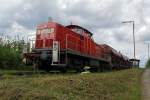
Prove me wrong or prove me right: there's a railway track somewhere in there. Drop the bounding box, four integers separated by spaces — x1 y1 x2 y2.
0 71 45 76
0 70 79 77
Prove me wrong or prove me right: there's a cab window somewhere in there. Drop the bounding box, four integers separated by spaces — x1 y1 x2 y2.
71 28 83 35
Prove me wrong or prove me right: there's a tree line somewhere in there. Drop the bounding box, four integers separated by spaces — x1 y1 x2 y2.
0 35 30 70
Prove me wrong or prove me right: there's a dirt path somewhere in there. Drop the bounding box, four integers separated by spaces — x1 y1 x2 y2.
142 69 150 100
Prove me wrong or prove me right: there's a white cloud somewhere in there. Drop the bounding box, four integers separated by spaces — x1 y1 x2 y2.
0 0 149 67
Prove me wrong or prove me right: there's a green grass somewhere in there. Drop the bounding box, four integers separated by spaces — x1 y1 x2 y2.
0 68 142 100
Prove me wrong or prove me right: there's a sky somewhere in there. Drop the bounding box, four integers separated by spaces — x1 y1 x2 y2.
0 0 149 67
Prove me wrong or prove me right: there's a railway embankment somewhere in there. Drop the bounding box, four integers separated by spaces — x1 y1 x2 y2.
0 68 142 100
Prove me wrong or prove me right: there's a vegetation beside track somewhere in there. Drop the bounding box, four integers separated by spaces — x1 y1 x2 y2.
0 39 25 69
146 59 150 68
0 68 142 100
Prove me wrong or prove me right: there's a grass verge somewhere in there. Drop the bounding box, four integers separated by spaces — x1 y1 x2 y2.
0 68 142 100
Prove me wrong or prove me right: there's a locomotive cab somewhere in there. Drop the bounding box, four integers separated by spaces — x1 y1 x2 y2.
23 21 58 71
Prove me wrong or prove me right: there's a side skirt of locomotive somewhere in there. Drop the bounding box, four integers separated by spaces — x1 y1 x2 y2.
23 48 112 72
65 49 112 72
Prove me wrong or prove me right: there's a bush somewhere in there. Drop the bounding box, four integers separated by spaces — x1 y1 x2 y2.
0 39 25 69
0 45 23 69
145 59 150 68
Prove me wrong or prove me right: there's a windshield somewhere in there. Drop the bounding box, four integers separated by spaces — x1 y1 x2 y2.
71 28 83 35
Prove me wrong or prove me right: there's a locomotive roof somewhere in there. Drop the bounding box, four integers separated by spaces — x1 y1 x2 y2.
66 25 93 36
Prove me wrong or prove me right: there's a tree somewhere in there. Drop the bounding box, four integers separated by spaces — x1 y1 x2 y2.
146 59 150 68
0 36 26 69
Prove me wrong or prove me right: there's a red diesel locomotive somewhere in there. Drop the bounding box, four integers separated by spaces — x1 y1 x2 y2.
24 20 132 72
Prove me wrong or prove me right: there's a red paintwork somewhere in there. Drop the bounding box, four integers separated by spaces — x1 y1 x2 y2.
22 20 134 70
35 22 56 48
35 21 105 59
34 21 129 63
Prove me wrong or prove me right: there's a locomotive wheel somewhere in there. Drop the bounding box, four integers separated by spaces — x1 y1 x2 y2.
36 60 51 72
43 64 51 72
42 61 51 72
76 67 84 73
60 68 67 73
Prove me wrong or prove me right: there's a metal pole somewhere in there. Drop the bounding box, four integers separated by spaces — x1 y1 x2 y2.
122 21 136 59
122 21 136 67
133 21 136 59
148 43 149 59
